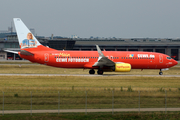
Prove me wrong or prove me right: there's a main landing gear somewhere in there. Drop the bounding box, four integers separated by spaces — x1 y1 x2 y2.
97 69 103 75
89 69 95 74
89 69 104 75
159 69 163 75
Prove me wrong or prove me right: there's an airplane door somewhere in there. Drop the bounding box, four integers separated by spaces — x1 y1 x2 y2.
44 53 49 62
159 55 163 63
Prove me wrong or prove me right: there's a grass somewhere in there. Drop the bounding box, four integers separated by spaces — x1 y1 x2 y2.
0 76 179 111
0 89 180 110
0 92 177 110
0 63 179 112
1 112 180 120
0 60 34 64
0 76 180 90
0 63 179 75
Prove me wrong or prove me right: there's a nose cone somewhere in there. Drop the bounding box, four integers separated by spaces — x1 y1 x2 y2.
172 59 178 66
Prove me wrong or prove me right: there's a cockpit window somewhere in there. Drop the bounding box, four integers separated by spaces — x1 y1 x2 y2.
167 57 171 60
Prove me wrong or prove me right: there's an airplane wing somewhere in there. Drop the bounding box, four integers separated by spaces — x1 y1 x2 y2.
93 45 115 67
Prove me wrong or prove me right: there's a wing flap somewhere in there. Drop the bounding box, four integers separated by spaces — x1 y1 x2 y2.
84 62 98 69
93 57 114 67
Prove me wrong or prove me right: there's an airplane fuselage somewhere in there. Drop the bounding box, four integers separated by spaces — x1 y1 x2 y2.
19 46 177 70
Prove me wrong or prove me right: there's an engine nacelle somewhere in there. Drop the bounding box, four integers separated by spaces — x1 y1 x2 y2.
114 63 131 72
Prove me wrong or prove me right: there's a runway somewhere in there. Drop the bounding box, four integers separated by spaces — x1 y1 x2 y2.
1 108 180 114
0 73 180 77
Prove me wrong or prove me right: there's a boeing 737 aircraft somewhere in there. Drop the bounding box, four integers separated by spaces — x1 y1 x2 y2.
5 18 178 75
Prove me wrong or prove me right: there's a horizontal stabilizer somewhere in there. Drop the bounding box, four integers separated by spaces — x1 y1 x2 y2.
20 50 34 56
4 49 34 56
4 50 18 54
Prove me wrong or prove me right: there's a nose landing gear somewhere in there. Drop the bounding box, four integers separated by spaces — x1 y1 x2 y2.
159 69 163 75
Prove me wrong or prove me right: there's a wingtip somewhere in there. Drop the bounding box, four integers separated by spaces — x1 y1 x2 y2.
96 44 100 48
96 45 105 57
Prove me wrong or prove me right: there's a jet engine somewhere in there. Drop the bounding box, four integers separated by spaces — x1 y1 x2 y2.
113 63 131 72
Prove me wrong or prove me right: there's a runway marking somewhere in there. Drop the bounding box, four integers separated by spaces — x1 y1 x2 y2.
0 74 180 77
1 108 180 114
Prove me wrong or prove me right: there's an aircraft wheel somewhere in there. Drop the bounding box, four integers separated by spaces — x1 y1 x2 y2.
97 70 103 75
89 69 95 74
159 71 163 75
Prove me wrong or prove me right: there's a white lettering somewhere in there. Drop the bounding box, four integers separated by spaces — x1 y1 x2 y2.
61 58 67 62
56 58 67 62
137 54 155 58
138 54 148 57
150 55 155 58
56 58 89 63
56 58 59 62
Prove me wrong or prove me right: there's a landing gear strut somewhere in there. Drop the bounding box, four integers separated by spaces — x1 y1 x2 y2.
159 69 163 75
89 69 95 74
97 69 103 75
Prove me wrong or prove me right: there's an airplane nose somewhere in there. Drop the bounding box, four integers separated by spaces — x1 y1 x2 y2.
173 59 178 66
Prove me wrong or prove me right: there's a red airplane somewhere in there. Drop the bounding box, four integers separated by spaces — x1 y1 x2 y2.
5 18 178 75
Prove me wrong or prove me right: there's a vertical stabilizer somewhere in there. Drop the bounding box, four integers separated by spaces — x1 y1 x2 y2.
13 18 41 49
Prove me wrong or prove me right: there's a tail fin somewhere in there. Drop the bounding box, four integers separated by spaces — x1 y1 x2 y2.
13 18 41 50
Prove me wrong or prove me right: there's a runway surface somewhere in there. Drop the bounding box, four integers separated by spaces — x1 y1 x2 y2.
1 108 180 114
0 73 180 77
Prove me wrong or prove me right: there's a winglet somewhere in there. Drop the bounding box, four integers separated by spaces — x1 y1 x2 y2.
96 45 104 57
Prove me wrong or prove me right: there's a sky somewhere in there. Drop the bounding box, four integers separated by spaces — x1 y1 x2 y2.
1 0 180 38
